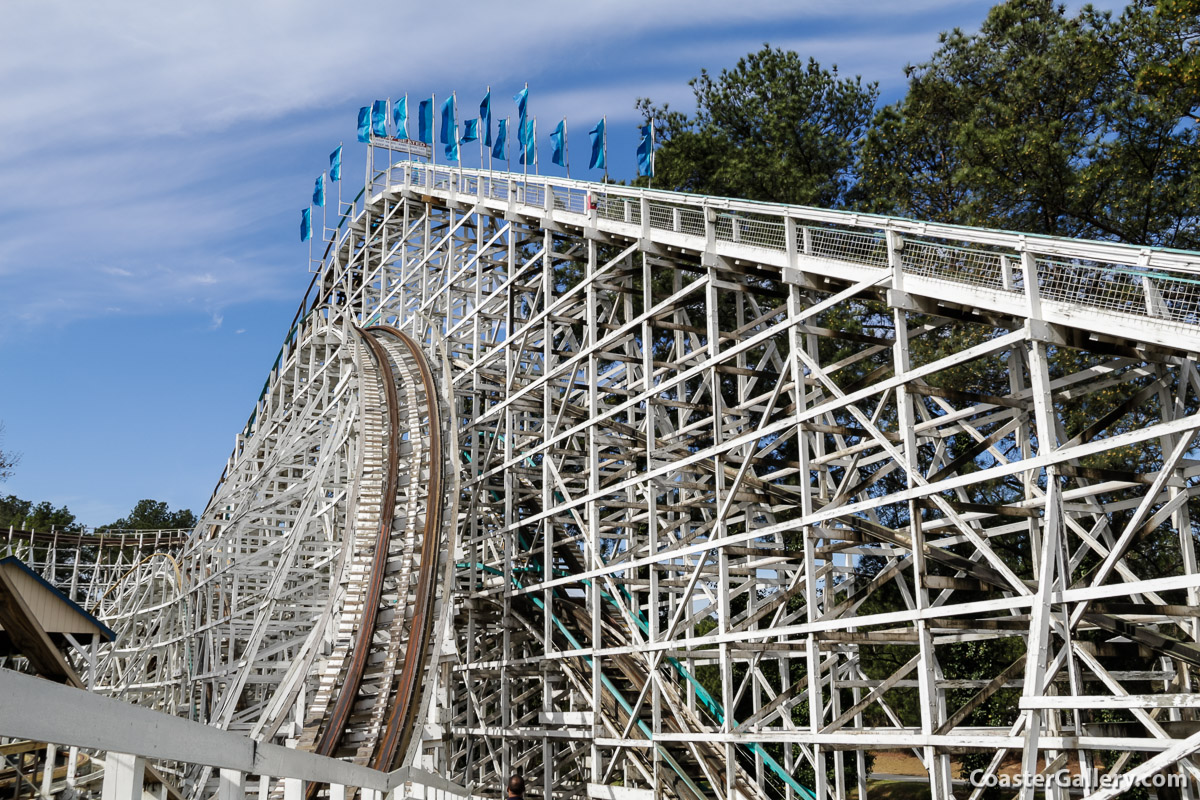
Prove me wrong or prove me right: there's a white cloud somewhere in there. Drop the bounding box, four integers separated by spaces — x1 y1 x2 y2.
0 0 1039 337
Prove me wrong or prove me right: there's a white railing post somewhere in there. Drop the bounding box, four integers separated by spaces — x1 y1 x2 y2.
41 744 55 798
219 769 246 800
784 217 798 270
66 747 78 789
1000 255 1014 291
1143 274 1167 318
1022 250 1043 321
886 229 905 294
258 775 271 800
330 784 347 800
704 205 716 254
284 777 303 800
101 752 145 800
640 196 650 240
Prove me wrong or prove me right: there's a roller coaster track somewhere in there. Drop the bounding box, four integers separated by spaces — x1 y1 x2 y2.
7 149 1200 800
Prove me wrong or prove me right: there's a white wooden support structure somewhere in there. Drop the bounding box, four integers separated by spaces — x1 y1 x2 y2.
3 149 1200 800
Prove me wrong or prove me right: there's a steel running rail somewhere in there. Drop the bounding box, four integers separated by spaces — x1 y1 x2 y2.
301 324 447 787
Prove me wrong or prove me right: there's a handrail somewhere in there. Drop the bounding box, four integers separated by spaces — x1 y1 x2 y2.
386 160 1200 270
373 158 1200 335
0 668 390 791
0 668 480 799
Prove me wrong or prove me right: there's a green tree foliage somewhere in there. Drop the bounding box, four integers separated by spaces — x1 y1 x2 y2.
101 499 196 531
0 495 80 532
857 0 1200 248
637 45 878 207
1136 0 1200 123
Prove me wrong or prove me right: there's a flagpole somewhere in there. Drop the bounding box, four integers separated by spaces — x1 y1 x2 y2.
649 119 655 191
337 141 343 228
533 116 539 177
522 82 528 193
431 92 437 174
365 128 372 204
386 97 393 182
648 118 657 185
322 172 327 243
603 116 609 184
564 118 569 180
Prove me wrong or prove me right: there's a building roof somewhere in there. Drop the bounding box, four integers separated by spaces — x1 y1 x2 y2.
0 556 116 642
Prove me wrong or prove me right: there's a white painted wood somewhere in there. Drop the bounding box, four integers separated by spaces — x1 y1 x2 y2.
100 752 145 800
218 769 246 800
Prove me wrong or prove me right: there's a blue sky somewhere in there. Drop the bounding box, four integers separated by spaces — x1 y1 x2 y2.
0 0 1125 526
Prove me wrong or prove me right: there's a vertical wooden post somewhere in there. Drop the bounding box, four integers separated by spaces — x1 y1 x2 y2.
218 769 245 800
100 753 145 800
40 745 55 799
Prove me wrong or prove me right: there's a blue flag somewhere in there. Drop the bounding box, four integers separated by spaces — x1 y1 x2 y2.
441 95 459 161
480 90 492 147
371 100 388 138
393 96 407 139
550 119 566 168
519 118 535 166
637 121 654 178
357 106 370 143
513 86 528 127
493 118 508 160
313 173 325 208
301 208 312 242
418 98 434 144
329 145 342 182
588 119 606 170
462 118 479 143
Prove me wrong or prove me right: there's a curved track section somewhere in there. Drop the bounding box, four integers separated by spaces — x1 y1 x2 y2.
66 313 452 799
297 325 446 775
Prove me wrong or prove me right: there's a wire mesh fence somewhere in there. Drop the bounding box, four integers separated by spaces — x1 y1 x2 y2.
901 240 1012 292
378 156 1200 332
595 195 639 225
1037 258 1200 324
808 226 890 269
714 214 787 250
